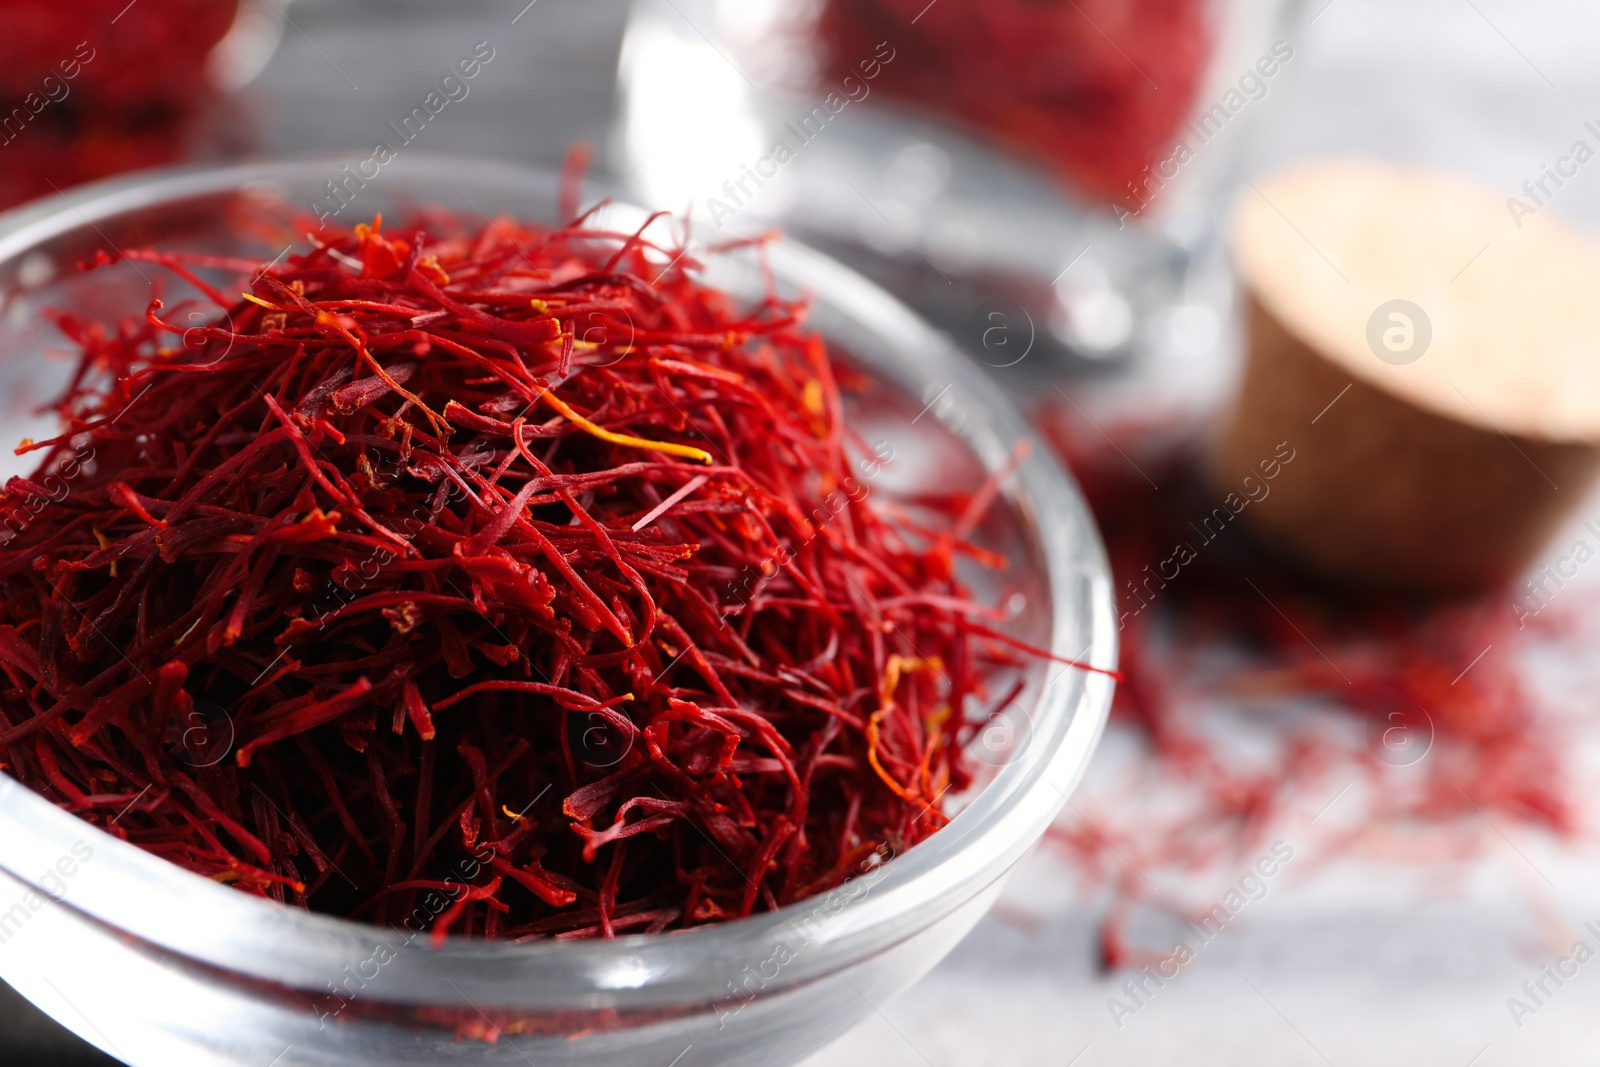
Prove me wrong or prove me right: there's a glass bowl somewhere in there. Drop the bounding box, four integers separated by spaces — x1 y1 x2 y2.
0 156 1115 1067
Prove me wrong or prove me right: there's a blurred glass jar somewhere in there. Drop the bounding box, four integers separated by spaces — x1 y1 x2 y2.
0 0 285 209
617 0 1304 372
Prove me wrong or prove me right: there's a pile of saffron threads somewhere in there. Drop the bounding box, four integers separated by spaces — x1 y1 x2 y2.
1034 398 1580 969
817 0 1211 208
0 205 1066 940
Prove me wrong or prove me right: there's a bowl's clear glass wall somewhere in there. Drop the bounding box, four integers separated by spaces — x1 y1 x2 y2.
0 193 292 479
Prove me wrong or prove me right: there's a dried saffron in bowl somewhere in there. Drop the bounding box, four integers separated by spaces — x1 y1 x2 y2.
0 197 1095 941
816 0 1211 208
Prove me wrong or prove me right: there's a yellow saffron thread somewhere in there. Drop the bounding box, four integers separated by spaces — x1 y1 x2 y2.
537 390 713 465
865 654 944 805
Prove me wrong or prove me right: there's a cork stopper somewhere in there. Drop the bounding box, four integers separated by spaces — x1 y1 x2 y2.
1215 159 1600 591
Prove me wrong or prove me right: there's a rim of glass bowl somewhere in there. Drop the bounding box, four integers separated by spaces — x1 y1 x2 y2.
0 155 1116 1012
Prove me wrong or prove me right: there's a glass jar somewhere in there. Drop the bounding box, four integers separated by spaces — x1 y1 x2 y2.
0 0 285 210
617 0 1306 373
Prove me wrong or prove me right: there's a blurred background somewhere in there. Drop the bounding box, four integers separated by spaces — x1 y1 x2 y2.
5 0 1600 1063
